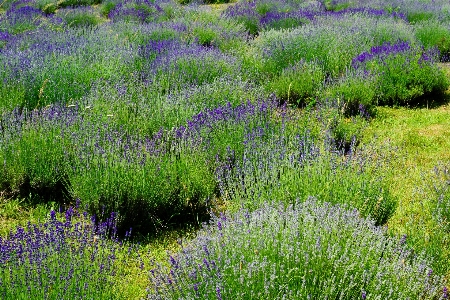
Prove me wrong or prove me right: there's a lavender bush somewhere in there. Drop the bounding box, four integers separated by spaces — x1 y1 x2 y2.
265 59 324 106
352 41 448 105
0 25 136 110
215 109 396 226
0 96 276 232
0 204 128 299
108 0 165 23
0 2 43 34
147 199 447 299
55 6 103 28
414 19 450 62
249 13 415 80
142 39 242 94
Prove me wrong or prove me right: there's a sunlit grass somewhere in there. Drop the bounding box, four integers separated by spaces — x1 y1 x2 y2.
361 95 450 277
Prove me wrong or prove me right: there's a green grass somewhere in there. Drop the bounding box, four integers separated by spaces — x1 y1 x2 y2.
361 92 450 277
0 197 53 236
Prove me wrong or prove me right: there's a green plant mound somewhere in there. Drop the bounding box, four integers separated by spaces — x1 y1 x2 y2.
147 199 447 299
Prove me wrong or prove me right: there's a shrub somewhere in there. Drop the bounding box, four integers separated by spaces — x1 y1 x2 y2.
108 0 164 23
1 5 43 34
351 41 449 106
0 26 136 110
215 113 396 226
100 1 117 17
323 71 377 116
250 13 415 84
0 205 128 299
57 7 103 28
142 40 241 94
147 199 447 299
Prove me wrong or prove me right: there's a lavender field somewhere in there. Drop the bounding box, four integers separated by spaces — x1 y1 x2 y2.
0 0 449 298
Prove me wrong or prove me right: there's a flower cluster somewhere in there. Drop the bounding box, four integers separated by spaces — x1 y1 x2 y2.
351 40 412 69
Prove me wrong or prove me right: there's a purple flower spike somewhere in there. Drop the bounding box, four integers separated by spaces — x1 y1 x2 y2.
50 210 56 221
216 287 222 300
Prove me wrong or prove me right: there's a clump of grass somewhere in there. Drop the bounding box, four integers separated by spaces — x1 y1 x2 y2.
147 199 447 299
265 59 324 106
56 7 103 28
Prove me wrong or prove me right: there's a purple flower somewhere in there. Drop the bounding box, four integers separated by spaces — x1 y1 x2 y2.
170 255 179 269
351 41 412 69
216 287 222 300
50 210 56 221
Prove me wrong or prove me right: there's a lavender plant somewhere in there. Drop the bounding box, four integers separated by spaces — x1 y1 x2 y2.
0 204 128 299
147 199 447 299
414 19 450 62
322 70 377 116
249 12 415 83
0 2 43 34
108 0 165 23
142 39 241 94
265 59 324 106
215 110 396 226
55 6 103 28
0 95 276 232
0 24 136 110
351 41 449 105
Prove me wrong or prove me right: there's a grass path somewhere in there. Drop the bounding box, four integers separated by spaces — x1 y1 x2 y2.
361 69 450 278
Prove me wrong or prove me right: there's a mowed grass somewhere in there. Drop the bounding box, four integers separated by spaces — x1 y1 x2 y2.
362 83 450 277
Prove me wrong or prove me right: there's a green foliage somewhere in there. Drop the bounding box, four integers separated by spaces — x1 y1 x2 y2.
100 1 116 17
323 73 377 116
0 125 67 198
415 19 450 61
67 148 216 232
218 114 396 226
407 11 435 23
62 9 103 28
251 14 415 83
370 51 449 106
265 60 324 106
192 26 217 46
329 114 368 151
